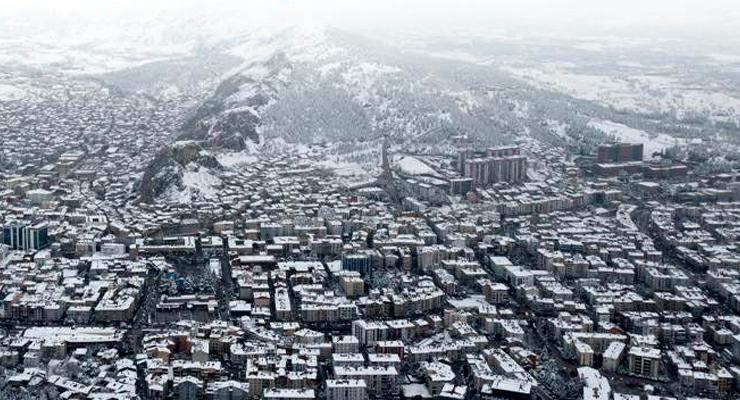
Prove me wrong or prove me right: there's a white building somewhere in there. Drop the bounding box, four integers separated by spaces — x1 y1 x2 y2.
326 379 368 400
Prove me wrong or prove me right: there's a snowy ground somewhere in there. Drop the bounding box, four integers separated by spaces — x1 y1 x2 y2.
502 64 647 111
447 295 490 310
216 151 259 168
0 84 26 101
503 63 740 124
394 155 442 177
163 164 223 204
401 384 432 399
587 119 686 159
181 166 222 196
339 62 401 107
318 156 380 188
318 158 370 177
544 119 569 139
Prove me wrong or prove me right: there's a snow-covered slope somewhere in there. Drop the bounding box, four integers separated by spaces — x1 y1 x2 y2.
136 26 539 201
587 119 688 160
503 62 740 125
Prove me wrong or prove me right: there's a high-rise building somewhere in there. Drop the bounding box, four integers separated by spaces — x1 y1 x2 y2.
342 253 372 276
457 149 473 175
597 143 644 163
2 221 49 251
460 147 527 186
450 178 473 196
628 347 660 379
326 379 368 400
486 146 521 158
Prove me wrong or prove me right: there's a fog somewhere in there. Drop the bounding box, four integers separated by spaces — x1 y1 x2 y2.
2 0 739 43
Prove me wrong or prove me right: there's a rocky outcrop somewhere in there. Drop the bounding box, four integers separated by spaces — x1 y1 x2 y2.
138 142 222 202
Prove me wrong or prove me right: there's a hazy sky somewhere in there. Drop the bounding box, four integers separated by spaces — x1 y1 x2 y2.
1 0 739 45
2 0 738 27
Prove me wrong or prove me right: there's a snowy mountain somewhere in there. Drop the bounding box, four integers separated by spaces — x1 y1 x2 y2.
126 23 740 201
134 26 546 202
4 11 739 202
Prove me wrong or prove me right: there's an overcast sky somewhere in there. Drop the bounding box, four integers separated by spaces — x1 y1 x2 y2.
1 0 739 45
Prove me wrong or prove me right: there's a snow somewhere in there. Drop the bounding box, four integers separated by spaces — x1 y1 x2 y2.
160 84 182 99
527 167 547 182
318 159 371 177
545 119 569 138
587 119 685 159
314 144 383 187
401 384 432 398
419 50 488 64
182 166 222 199
318 61 343 77
616 61 645 68
572 43 608 52
510 99 530 119
340 62 400 105
160 164 223 203
217 151 258 168
171 140 200 149
394 155 440 176
209 259 222 278
228 24 340 68
503 64 649 112
454 90 480 114
261 137 311 155
162 185 191 204
430 110 452 123
224 105 260 118
0 36 187 75
706 53 740 64
0 84 26 101
24 326 120 343
448 295 490 310
227 83 261 104
578 367 611 400
0 14 336 75
504 63 740 123
240 64 272 80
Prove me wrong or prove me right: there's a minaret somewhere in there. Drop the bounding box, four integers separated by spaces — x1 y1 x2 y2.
382 133 391 174
379 133 400 206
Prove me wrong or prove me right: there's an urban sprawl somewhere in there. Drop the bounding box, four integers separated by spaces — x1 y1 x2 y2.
2 95 740 400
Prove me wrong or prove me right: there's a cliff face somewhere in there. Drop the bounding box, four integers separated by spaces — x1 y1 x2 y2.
137 62 275 202
177 72 267 148
138 141 222 203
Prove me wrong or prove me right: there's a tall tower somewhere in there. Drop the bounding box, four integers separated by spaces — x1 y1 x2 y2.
379 134 400 206
382 134 391 174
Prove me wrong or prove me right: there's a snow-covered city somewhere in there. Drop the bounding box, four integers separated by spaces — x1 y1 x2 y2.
2 1 740 399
